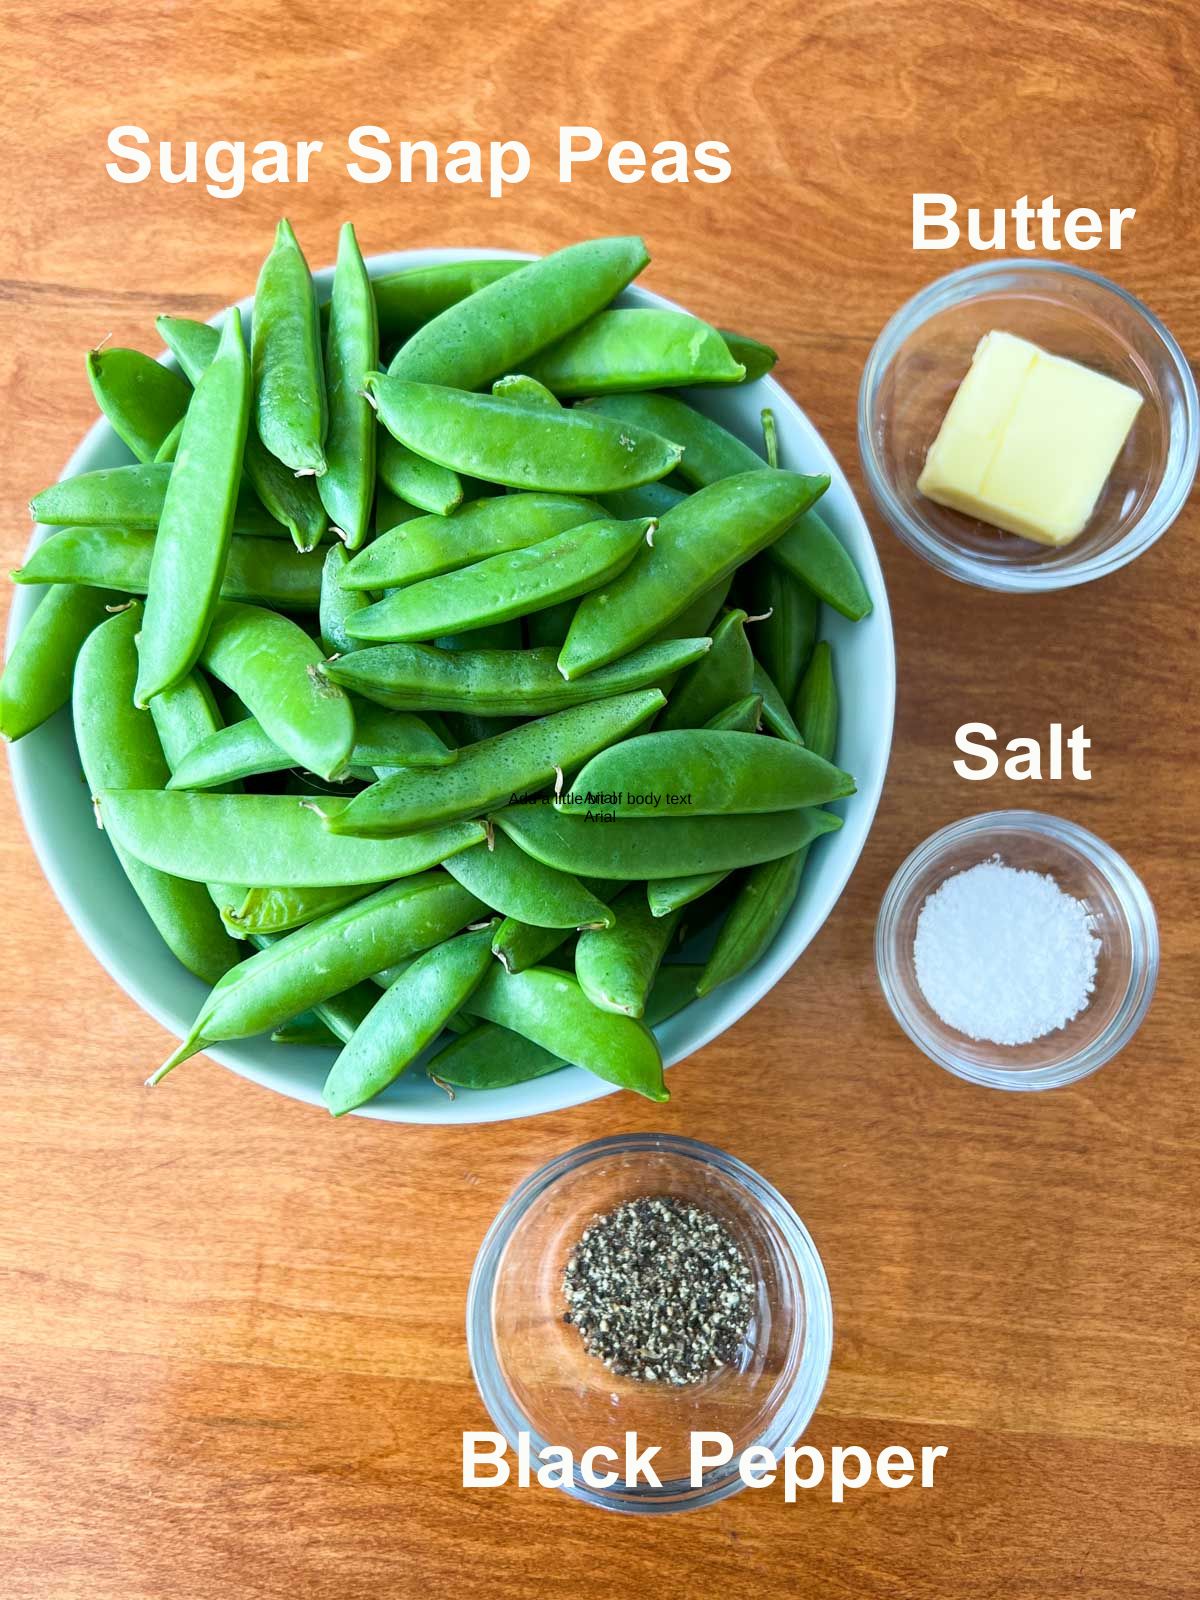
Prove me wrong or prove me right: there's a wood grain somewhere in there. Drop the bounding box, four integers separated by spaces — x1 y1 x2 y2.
1 1 1198 1594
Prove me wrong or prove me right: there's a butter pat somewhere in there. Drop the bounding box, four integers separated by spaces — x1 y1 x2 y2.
917 330 1143 546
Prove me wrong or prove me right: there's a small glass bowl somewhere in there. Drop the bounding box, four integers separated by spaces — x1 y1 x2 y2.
466 1133 832 1514
858 261 1199 591
876 811 1158 1089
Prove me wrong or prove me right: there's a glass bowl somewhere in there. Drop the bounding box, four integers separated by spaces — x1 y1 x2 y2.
876 810 1158 1089
858 261 1198 590
466 1133 833 1514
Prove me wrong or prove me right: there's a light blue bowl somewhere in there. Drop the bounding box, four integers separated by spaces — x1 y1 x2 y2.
6 247 895 1123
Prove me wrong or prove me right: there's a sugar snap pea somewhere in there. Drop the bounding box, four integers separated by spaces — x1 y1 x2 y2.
559 469 829 679
387 236 649 389
157 314 328 551
461 963 667 1101
768 508 873 621
345 516 653 643
377 433 464 517
153 417 184 464
443 831 613 930
322 923 496 1114
87 347 190 463
319 544 370 656
744 558 819 703
75 608 240 982
598 480 687 521
14 525 322 611
153 873 486 1080
657 608 753 730
719 330 778 382
317 223 377 549
30 461 287 540
322 635 706 718
495 802 841 879
698 640 842 997
167 701 451 789
752 659 804 744
340 493 599 591
372 258 523 340
583 392 765 484
135 310 251 705
490 878 622 973
654 577 731 645
0 583 116 742
574 886 680 1017
252 219 327 475
646 872 727 917
199 601 354 780
704 693 763 733
761 407 779 468
147 671 224 769
526 309 745 396
96 791 486 886
226 882 382 935
366 377 683 495
492 373 560 407
325 689 663 838
561 729 854 817
376 484 420 534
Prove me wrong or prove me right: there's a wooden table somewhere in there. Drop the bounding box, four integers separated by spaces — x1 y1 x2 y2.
2 2 1197 1594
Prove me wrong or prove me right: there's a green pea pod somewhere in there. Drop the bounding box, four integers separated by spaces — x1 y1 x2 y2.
490 878 621 973
598 480 688 521
377 432 463 517
346 516 653 644
743 558 819 703
761 407 779 468
561 729 854 817
0 584 116 742
752 659 804 744
653 577 732 644
375 484 421 534
319 544 369 655
495 801 841 879
322 923 496 1114
147 671 224 769
794 640 838 762
574 886 680 1017
698 643 842 998
719 330 778 382
443 831 613 930
492 373 560 407
704 693 763 733
168 702 452 790
583 392 764 485
657 608 753 731
273 1012 342 1048
227 883 382 935
313 981 381 1045
769 509 873 621
74 608 240 982
373 258 523 340
199 601 354 780
252 219 327 475
317 223 378 549
86 347 190 462
323 635 707 717
525 598 576 648
559 470 829 680
387 236 649 389
324 689 664 838
431 961 702 1090
134 312 251 705
153 873 486 1079
30 462 289 540
341 493 599 591
365 377 683 495
153 417 184 464
646 872 727 917
14 526 322 612
461 963 667 1102
157 314 329 552
526 309 744 397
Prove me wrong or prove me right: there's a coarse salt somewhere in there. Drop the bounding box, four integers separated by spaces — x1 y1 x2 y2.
913 856 1100 1047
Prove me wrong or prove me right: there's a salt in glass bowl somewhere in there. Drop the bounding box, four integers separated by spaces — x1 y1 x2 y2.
465 1133 833 1514
875 810 1158 1089
858 260 1198 591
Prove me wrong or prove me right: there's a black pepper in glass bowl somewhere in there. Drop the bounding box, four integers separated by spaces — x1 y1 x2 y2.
466 1134 833 1515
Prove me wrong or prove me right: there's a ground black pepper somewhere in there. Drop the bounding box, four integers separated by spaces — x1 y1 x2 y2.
562 1194 754 1385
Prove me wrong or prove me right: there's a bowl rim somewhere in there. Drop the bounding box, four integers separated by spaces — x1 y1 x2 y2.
6 243 895 1124
875 808 1160 1089
857 258 1200 593
464 1131 834 1514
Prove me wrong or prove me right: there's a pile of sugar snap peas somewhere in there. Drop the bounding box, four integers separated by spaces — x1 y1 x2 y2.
2 226 873 1113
